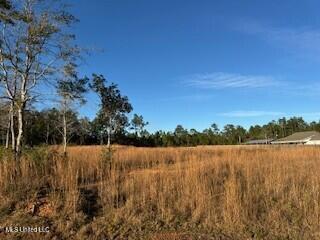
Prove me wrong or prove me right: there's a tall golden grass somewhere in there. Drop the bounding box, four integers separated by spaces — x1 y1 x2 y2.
0 145 319 239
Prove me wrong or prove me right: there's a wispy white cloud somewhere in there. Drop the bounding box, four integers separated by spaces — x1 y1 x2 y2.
219 111 285 117
234 20 320 60
184 72 283 89
182 72 320 97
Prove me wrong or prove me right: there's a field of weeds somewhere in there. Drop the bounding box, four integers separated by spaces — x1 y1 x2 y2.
0 145 319 239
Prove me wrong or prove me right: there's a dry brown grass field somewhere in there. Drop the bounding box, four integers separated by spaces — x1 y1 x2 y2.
0 145 320 239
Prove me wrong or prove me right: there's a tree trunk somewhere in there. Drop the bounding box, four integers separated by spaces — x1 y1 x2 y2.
5 104 12 149
5 120 10 149
107 118 112 149
16 73 27 155
15 107 24 155
107 129 111 148
63 109 67 155
80 135 84 145
9 102 15 151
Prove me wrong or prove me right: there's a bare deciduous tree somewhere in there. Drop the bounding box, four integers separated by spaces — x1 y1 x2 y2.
57 62 88 154
0 0 78 155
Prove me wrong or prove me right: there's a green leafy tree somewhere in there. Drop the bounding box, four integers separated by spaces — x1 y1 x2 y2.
174 125 188 146
248 125 264 139
278 117 287 138
77 117 92 145
223 124 247 144
91 74 132 147
131 114 149 137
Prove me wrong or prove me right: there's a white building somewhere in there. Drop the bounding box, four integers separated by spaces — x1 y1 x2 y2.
271 131 320 145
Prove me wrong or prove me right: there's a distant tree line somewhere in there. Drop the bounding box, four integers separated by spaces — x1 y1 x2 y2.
1 105 319 147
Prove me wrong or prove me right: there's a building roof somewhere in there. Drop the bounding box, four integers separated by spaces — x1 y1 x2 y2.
271 131 320 144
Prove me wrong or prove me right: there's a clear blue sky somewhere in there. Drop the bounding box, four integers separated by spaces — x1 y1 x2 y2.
68 0 320 132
